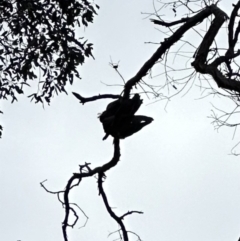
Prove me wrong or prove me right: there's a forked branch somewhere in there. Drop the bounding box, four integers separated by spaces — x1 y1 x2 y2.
44 2 240 241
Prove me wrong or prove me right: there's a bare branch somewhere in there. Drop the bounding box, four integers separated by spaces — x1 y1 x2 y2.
120 210 144 220
150 17 189 27
98 172 128 241
72 92 120 104
124 5 222 97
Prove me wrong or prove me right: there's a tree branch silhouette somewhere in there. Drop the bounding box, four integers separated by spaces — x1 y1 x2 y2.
41 2 240 240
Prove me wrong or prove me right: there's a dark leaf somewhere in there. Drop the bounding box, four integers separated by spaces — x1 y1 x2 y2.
15 86 24 94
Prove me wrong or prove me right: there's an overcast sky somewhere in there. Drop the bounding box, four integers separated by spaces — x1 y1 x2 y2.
1 1 240 241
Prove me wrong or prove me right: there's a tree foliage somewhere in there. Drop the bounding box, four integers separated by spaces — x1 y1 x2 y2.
0 0 98 138
0 0 98 105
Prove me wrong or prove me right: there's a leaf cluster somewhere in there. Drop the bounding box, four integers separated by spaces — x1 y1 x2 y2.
0 0 99 104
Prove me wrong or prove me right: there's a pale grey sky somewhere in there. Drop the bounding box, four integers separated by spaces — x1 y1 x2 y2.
1 1 240 241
